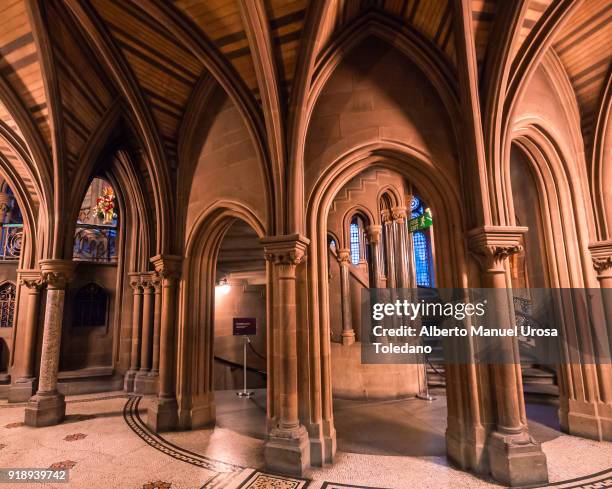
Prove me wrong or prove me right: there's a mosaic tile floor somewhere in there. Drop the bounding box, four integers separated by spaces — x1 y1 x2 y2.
0 391 610 489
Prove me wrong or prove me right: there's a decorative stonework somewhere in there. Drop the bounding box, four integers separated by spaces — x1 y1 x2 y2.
261 234 309 266
466 226 527 272
63 433 87 441
239 472 306 489
142 481 172 489
589 240 612 275
4 422 24 428
49 460 77 470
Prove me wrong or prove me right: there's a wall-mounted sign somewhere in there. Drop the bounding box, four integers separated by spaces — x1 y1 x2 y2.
233 317 257 336
409 209 433 232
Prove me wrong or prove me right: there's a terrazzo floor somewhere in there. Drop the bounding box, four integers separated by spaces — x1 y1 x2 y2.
0 390 610 489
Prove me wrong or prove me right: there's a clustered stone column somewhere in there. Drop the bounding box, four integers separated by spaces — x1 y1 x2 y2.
124 271 162 395
366 225 383 288
392 206 411 288
24 259 75 427
124 273 143 391
337 248 355 345
147 255 182 432
468 226 548 487
9 271 44 402
261 234 311 476
585 240 612 440
381 210 396 288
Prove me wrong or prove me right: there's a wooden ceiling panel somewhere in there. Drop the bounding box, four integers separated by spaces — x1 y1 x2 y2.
0 99 23 140
0 136 38 201
513 0 554 61
265 0 308 95
0 0 50 148
554 0 612 142
471 0 496 67
174 0 259 94
91 0 203 149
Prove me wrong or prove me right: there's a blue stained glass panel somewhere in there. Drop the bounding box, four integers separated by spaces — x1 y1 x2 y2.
413 231 431 287
350 222 360 264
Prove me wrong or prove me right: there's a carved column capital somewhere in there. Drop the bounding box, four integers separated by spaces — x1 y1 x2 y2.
128 272 143 291
18 269 45 291
391 206 408 222
366 225 382 244
261 234 309 266
39 259 75 290
589 240 612 276
150 254 182 283
466 226 527 272
337 248 352 265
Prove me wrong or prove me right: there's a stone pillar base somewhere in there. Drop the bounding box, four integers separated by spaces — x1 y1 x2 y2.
123 370 137 392
8 378 37 403
446 424 489 473
487 431 548 487
341 331 355 346
24 391 65 427
134 371 157 394
265 425 311 477
562 399 612 441
147 396 178 432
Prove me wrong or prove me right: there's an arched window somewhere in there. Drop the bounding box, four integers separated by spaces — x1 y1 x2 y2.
73 283 108 328
0 282 16 328
410 195 434 288
349 218 360 264
73 178 118 262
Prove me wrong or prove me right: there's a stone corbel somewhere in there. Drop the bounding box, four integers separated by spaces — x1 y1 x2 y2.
589 240 612 277
150 255 182 283
466 226 528 272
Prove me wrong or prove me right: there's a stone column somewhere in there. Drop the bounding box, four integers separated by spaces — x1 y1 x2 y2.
135 273 154 394
366 225 383 288
9 272 44 402
124 273 143 392
392 207 410 288
468 227 548 486
261 234 311 476
584 241 612 440
24 259 75 427
147 255 181 432
382 210 396 288
149 273 162 386
337 249 355 346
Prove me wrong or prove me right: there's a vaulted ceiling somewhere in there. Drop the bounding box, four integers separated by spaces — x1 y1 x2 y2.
0 0 609 213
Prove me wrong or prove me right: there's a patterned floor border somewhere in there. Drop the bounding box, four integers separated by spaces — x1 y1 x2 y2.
122 396 611 489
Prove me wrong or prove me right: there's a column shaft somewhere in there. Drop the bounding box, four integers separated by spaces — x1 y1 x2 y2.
338 249 354 345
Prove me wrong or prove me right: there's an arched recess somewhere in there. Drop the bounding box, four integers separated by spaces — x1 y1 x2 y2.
177 201 266 430
340 205 375 250
288 12 462 234
177 84 272 251
509 123 612 440
301 141 494 473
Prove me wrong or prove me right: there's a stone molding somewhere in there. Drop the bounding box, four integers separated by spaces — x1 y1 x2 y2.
18 269 45 291
261 234 309 266
589 240 612 275
466 226 528 272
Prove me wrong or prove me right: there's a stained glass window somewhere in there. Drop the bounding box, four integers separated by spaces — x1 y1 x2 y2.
350 221 360 264
410 195 434 287
74 283 108 327
413 231 431 287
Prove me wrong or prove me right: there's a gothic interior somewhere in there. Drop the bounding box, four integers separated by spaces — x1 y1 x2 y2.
0 1 611 488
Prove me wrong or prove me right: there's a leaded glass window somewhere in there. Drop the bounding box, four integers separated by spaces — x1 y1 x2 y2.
74 283 108 328
0 282 16 328
350 221 360 264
